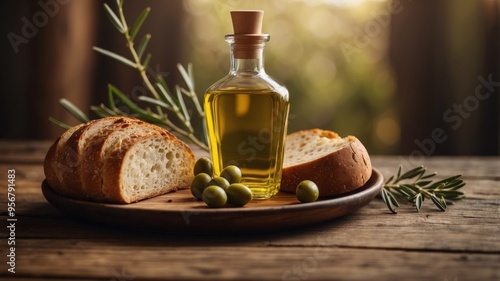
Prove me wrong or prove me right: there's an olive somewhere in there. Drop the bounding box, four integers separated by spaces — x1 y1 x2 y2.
190 173 212 200
220 165 242 184
296 180 319 203
226 183 253 206
193 157 213 177
207 176 230 190
202 185 227 208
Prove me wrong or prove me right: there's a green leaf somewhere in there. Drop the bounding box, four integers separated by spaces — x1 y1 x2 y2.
396 165 402 179
142 53 152 69
386 190 400 208
136 34 151 60
99 104 118 116
430 194 446 211
138 95 172 110
176 85 190 123
394 186 413 198
442 179 465 190
381 188 398 214
93 46 136 68
48 117 72 130
106 87 128 116
415 193 423 212
108 84 138 111
90 105 113 118
402 184 420 193
108 86 118 111
416 180 432 187
421 172 437 179
156 83 179 110
449 182 466 191
178 63 194 90
385 175 394 184
108 84 164 124
59 98 89 123
429 175 463 189
440 196 447 208
397 185 415 194
435 190 464 199
415 193 424 212
130 7 150 41
399 166 425 181
103 3 124 33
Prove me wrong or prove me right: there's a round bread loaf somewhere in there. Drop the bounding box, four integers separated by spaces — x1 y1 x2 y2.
281 129 372 197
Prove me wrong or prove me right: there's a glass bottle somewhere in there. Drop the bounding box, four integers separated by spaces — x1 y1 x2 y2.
204 10 290 200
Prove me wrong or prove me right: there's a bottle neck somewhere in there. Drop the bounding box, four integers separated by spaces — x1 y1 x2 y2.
230 48 265 74
225 34 269 75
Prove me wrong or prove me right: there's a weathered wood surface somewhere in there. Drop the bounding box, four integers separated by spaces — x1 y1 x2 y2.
0 141 499 280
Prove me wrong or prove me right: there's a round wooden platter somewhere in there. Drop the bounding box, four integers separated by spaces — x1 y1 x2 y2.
42 169 383 233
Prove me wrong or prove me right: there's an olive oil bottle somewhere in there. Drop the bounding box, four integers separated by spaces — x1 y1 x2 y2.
204 11 290 200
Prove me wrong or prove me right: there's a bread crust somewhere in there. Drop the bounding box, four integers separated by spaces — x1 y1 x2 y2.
44 123 85 198
281 131 372 197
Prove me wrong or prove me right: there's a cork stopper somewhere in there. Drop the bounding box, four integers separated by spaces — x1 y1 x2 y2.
228 10 269 59
231 10 263 35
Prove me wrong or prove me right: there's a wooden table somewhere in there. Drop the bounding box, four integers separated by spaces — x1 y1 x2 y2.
0 140 499 281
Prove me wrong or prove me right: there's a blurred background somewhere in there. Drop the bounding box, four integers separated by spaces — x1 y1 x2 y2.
0 0 498 155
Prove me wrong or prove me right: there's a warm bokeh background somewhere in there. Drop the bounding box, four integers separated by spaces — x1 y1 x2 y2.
1 0 498 155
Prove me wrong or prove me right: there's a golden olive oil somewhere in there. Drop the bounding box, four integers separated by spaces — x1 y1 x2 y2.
205 89 290 199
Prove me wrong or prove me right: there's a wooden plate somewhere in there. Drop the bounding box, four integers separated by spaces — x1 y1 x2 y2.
42 168 383 233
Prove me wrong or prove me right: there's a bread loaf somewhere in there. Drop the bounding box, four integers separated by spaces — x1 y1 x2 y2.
281 129 372 197
44 117 195 203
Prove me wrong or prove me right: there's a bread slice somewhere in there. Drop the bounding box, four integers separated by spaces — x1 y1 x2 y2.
281 129 372 196
79 118 170 201
102 134 195 203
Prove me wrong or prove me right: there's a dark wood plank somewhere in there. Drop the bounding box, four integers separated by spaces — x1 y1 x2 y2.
4 239 499 281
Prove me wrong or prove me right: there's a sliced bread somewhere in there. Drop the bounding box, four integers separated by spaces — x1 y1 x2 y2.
44 117 195 203
281 129 372 196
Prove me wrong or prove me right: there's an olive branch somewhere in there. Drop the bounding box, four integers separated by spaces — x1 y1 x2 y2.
380 165 465 214
50 0 208 151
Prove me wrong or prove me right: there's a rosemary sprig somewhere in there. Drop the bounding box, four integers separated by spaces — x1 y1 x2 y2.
51 0 208 151
380 165 465 214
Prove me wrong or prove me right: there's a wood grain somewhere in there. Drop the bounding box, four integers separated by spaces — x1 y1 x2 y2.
0 141 499 281
8 240 500 281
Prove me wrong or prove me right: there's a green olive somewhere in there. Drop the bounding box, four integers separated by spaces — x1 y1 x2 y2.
220 165 242 184
202 185 227 208
226 183 253 206
193 157 213 177
296 180 319 203
190 173 212 200
207 176 230 190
